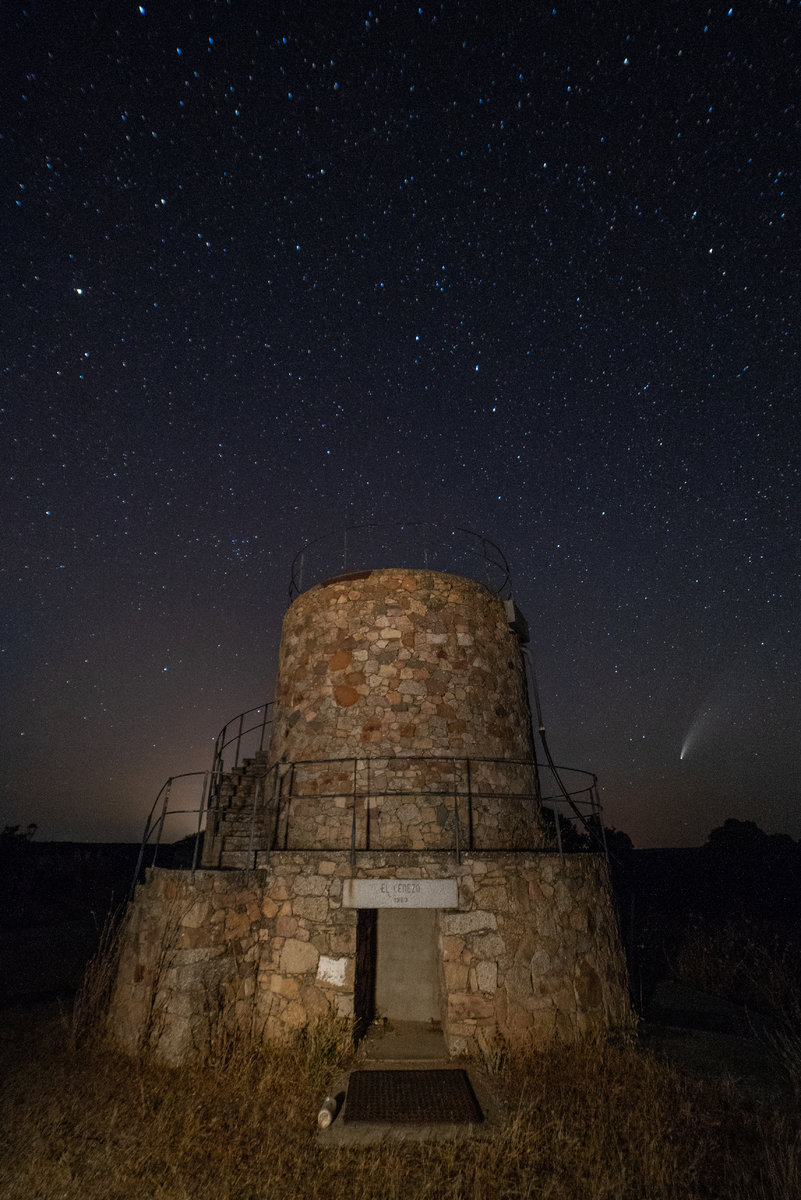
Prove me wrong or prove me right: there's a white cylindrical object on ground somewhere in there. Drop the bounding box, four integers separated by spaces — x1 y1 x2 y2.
317 1095 338 1128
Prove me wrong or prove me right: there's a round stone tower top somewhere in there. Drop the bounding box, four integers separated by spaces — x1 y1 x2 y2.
268 567 543 850
272 567 533 764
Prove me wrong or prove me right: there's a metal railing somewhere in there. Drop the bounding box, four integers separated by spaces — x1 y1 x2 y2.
130 705 273 894
208 702 273 803
130 771 211 897
131 753 605 894
212 754 604 869
539 764 607 858
288 522 513 600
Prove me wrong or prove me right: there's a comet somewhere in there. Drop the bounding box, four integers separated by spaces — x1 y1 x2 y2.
680 703 716 762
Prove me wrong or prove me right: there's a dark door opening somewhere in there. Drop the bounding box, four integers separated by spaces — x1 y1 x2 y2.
354 908 377 1039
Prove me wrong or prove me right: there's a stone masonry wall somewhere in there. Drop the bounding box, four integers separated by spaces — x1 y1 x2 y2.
201 568 545 868
264 568 543 852
272 568 534 762
109 852 632 1064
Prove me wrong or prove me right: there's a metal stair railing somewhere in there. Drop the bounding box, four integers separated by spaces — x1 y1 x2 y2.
130 771 210 897
131 753 607 889
208 702 273 808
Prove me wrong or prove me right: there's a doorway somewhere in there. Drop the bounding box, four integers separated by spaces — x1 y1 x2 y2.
375 907 439 1023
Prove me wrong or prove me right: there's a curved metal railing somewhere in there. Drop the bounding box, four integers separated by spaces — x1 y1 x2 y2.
208 701 273 803
208 754 604 868
130 753 606 893
538 763 607 856
129 771 211 897
265 756 603 862
287 522 513 600
241 755 603 866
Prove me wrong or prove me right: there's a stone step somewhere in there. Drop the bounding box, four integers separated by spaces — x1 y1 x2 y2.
220 836 255 851
220 850 252 869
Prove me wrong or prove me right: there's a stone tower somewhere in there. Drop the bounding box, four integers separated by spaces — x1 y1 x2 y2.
202 568 544 865
109 541 632 1063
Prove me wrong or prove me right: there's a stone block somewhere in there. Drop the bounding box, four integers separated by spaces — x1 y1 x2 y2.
281 1000 309 1028
334 995 354 1018
574 961 603 1009
530 948 551 976
299 984 332 1019
292 874 329 896
180 900 211 929
475 961 497 993
329 928 355 955
280 938 319 975
270 974 299 998
471 932 505 959
444 961 469 990
448 992 495 1020
441 910 497 935
293 896 328 922
179 926 215 950
276 915 298 938
569 906 590 933
440 934 465 961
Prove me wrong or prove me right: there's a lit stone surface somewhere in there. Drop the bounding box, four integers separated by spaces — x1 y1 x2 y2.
202 569 545 867
108 853 633 1063
110 566 632 1063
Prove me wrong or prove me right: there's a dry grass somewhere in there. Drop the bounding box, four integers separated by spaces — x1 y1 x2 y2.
1 1002 798 1200
673 919 801 1098
62 907 126 1052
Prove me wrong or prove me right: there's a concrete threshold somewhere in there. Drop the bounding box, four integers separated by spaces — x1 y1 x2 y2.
317 1021 499 1146
359 1019 450 1064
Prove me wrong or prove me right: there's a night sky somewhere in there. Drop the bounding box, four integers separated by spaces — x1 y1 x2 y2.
3 1 799 848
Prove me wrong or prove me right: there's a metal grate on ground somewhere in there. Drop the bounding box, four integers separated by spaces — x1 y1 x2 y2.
343 1069 484 1125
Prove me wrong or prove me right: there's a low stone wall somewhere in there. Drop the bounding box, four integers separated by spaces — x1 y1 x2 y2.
109 852 631 1063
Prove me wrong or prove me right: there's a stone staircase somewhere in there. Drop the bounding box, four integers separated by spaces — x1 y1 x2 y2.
202 751 276 869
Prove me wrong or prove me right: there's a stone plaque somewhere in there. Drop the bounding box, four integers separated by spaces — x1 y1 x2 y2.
343 878 458 909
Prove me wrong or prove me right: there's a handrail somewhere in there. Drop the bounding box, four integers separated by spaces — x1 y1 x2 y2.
208 702 273 804
287 522 513 601
132 753 607 894
217 754 604 863
130 771 210 898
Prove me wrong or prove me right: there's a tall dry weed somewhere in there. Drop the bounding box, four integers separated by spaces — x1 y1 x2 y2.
2 1004 798 1200
673 916 801 1098
64 906 125 1050
292 1015 355 1085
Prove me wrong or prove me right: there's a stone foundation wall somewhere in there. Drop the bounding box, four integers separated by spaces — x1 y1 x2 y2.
109 852 632 1063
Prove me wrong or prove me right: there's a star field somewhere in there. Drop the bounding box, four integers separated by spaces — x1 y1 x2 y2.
2 1 799 846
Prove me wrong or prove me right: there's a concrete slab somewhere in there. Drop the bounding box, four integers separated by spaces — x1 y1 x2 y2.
360 1020 449 1063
